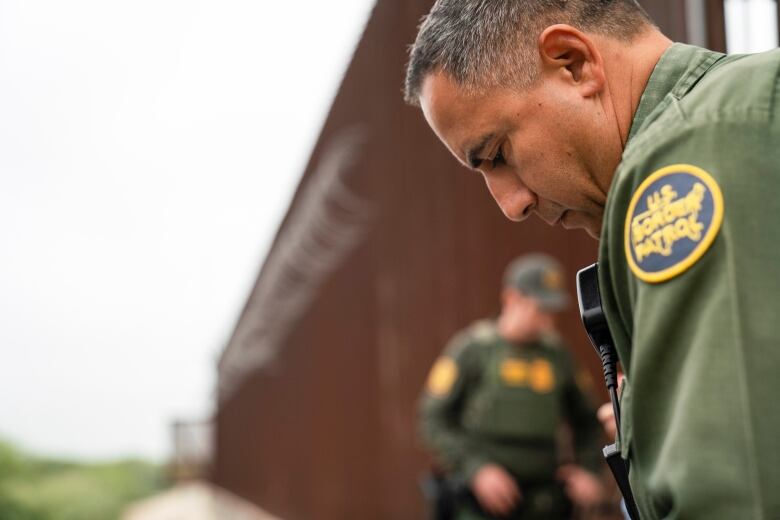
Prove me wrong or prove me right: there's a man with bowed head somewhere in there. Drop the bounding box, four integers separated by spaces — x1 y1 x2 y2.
420 254 604 519
405 0 780 518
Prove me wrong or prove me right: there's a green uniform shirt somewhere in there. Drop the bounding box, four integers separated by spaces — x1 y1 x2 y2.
599 43 780 519
419 321 601 486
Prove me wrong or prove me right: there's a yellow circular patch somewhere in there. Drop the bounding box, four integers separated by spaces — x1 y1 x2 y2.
500 359 529 386
529 360 555 393
426 357 458 397
624 164 724 283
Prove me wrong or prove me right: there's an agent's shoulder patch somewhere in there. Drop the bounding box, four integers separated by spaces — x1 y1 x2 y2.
624 163 724 283
426 356 458 397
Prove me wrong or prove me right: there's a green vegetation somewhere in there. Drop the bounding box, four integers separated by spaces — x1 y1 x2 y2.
0 439 168 520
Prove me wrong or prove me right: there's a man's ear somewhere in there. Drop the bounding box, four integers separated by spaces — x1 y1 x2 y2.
538 24 605 96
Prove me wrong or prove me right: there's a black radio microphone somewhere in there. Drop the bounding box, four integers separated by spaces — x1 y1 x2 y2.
576 263 641 520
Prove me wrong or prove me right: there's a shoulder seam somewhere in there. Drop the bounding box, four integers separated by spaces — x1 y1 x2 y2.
771 55 780 122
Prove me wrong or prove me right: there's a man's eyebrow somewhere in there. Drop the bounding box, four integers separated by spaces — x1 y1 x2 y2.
464 134 495 169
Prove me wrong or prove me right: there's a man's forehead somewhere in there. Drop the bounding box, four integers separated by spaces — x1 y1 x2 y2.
420 71 498 167
420 71 466 124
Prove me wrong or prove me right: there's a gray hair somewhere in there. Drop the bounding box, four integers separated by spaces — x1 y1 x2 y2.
404 0 652 105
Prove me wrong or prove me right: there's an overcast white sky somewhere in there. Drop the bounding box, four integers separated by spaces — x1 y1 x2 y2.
0 0 374 460
725 0 779 53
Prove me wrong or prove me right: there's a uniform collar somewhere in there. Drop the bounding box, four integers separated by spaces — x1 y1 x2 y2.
626 43 725 144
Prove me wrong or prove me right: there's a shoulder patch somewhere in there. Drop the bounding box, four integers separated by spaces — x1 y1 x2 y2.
426 357 458 397
624 163 724 283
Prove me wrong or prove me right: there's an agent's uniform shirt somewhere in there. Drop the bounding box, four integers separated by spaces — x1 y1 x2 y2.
419 321 600 492
599 43 780 519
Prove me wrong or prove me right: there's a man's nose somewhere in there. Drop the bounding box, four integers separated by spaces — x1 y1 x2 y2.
482 170 536 222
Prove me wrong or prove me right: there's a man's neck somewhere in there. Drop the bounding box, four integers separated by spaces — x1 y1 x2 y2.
603 29 673 147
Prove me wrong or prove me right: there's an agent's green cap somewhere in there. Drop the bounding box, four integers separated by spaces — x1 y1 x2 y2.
502 253 569 311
